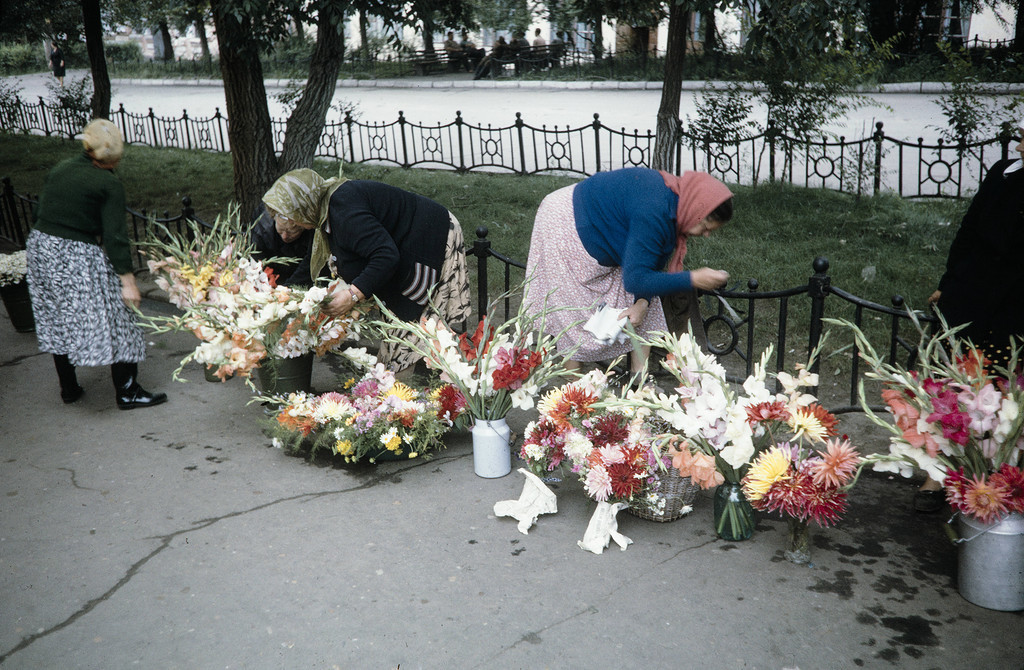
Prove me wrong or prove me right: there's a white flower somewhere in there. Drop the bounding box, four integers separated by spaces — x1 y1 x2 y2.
511 386 537 411
340 347 378 370
564 430 593 465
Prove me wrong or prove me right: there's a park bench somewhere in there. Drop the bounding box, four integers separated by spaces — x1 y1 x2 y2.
409 50 455 76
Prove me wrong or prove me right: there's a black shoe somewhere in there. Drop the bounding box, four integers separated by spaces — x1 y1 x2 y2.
61 385 85 404
111 361 167 410
116 384 167 410
913 489 944 513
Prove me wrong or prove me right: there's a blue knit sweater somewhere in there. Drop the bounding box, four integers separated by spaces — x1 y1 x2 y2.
573 167 693 299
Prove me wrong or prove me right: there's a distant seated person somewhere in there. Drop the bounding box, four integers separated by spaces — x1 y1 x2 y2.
549 31 565 68
473 36 509 80
249 204 315 286
443 31 465 70
460 30 485 70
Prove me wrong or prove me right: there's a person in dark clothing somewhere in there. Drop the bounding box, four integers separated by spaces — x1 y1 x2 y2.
261 169 471 371
913 116 1024 513
249 205 315 286
49 42 65 86
929 117 1024 368
26 119 166 409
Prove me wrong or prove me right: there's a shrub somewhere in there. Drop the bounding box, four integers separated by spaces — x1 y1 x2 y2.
0 42 44 75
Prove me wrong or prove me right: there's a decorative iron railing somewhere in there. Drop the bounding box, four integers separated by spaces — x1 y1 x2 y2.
2 97 1019 198
2 177 940 413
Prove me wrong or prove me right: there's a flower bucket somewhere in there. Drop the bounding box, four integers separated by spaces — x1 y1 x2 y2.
472 417 511 478
956 512 1024 611
256 353 314 395
0 281 35 333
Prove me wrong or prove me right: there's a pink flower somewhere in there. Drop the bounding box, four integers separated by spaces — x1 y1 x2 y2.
962 383 1002 435
584 466 613 502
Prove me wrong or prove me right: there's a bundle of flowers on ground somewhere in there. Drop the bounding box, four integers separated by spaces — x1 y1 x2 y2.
143 211 361 381
520 369 687 518
375 289 578 421
831 316 1024 524
265 354 467 464
0 250 27 286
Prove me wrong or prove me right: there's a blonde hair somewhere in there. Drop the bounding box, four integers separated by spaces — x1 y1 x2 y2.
82 119 124 165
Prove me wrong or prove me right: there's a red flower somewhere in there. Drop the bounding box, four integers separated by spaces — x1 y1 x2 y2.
607 461 643 499
587 413 630 448
435 384 466 422
264 266 279 287
989 465 1024 513
746 400 790 426
926 389 972 446
458 320 494 363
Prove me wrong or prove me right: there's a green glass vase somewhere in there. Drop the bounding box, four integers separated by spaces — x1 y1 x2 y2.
713 481 755 541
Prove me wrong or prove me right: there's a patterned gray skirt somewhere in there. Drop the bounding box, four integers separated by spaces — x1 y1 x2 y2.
26 230 146 367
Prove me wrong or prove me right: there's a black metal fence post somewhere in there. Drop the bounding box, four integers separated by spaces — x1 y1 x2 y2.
398 111 409 168
472 226 491 320
873 122 884 196
767 119 777 183
807 257 831 375
515 113 526 175
592 114 602 172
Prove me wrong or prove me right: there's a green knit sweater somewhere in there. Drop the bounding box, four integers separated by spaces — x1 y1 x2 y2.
32 152 132 275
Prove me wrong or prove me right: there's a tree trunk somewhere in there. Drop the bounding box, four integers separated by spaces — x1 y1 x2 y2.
653 5 688 171
194 18 211 61
80 0 110 120
158 20 174 61
211 1 278 217
703 8 717 53
359 10 370 60
279 9 346 171
422 17 436 54
1014 2 1023 53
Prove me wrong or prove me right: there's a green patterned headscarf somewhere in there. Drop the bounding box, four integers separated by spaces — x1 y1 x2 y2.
262 168 348 281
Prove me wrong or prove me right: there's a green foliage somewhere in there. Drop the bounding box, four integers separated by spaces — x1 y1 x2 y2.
104 41 144 65
46 75 92 137
931 42 999 147
0 42 44 74
685 80 760 145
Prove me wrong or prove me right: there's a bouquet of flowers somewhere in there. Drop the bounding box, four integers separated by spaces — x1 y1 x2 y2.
520 370 687 517
144 211 361 381
613 330 862 542
833 317 1024 524
266 358 467 464
375 292 575 421
0 250 27 287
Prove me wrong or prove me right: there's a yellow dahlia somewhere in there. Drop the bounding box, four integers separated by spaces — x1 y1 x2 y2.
333 439 354 456
787 404 837 443
383 382 416 402
742 446 793 501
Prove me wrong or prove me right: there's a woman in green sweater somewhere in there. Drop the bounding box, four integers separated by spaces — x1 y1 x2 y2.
26 119 166 409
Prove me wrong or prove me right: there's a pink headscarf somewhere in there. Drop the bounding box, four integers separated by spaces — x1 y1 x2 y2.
659 171 733 273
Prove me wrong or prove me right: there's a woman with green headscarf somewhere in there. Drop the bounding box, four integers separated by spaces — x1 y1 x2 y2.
262 169 472 371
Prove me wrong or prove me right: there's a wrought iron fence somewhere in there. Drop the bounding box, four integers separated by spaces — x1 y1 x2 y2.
2 96 1019 199
470 227 937 413
2 176 939 413
0 177 205 269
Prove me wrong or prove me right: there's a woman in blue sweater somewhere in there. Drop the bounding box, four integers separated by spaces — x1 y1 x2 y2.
525 167 733 375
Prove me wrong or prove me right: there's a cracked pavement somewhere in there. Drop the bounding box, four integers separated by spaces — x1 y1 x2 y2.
1 298 1022 669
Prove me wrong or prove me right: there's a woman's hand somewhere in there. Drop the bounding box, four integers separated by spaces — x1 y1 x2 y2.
927 290 941 304
119 273 141 309
619 299 649 327
690 268 730 291
323 284 362 318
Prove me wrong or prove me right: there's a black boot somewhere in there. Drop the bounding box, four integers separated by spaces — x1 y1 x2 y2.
111 362 167 410
54 354 84 404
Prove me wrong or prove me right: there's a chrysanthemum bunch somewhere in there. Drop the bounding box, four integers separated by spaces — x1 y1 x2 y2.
741 438 861 526
834 317 1024 524
144 211 360 381
0 250 27 287
267 363 466 464
633 330 851 488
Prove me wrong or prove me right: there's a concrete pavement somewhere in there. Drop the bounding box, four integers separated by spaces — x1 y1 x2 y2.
1 295 1022 669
